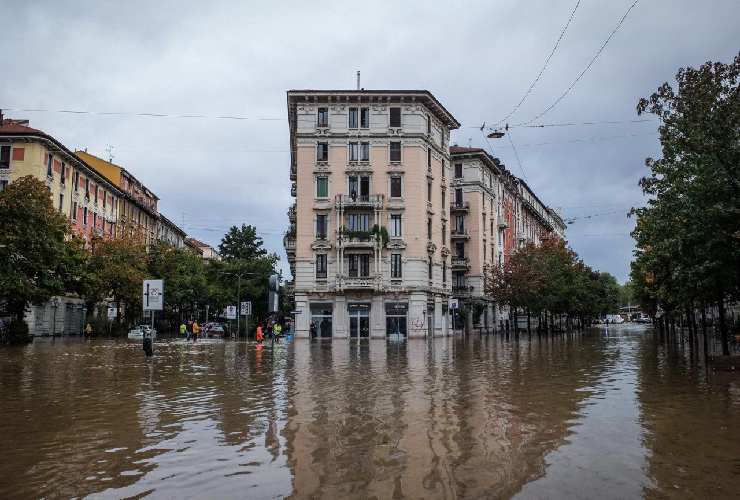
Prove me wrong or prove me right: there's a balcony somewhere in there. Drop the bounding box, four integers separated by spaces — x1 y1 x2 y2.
291 182 297 197
450 229 469 240
287 204 296 223
452 284 471 296
337 229 378 249
450 201 470 213
335 193 384 210
498 214 509 229
451 256 470 270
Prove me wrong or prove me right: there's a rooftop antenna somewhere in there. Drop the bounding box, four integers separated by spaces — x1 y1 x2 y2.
356 70 361 90
105 144 114 163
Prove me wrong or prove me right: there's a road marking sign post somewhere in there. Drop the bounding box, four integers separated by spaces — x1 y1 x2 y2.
241 301 251 316
226 305 237 319
143 279 164 332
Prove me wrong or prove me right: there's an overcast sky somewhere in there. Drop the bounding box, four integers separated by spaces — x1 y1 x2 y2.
3 0 738 282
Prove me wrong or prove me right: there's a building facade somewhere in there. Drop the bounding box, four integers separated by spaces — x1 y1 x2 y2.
76 151 161 247
0 118 125 335
285 90 460 338
157 214 187 248
185 238 220 261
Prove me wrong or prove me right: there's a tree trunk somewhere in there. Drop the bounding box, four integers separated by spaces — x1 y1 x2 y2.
718 298 729 356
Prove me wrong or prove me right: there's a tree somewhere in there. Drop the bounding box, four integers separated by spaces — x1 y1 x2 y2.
632 54 740 354
89 236 148 329
0 176 80 343
218 224 268 261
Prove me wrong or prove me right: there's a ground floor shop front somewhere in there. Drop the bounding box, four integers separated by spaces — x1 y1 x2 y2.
293 291 451 339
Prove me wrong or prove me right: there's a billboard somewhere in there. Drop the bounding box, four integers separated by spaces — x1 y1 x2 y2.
143 279 164 311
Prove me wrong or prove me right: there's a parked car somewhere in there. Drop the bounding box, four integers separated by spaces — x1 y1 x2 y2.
128 325 157 340
206 323 226 338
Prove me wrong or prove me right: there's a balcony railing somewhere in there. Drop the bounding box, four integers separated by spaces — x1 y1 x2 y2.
339 274 379 290
498 215 509 229
451 256 470 269
287 204 296 223
335 193 384 209
450 201 470 212
450 229 469 239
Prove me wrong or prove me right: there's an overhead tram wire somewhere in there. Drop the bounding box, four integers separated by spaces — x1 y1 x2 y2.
516 0 641 126
493 0 582 127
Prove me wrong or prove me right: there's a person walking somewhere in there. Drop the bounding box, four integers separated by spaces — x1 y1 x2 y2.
192 321 200 342
179 322 187 340
273 322 282 340
256 322 264 343
310 321 317 339
85 323 93 337
143 330 154 357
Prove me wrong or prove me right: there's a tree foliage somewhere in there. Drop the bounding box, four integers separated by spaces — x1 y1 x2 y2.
630 54 739 354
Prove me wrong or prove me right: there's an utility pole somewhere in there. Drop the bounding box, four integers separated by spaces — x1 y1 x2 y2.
222 271 253 338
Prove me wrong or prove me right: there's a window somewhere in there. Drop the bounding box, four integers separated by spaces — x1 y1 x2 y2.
71 201 78 220
316 214 327 239
348 108 358 128
483 243 487 260
348 175 369 199
0 180 8 192
347 213 370 231
317 107 328 127
60 163 66 185
427 181 432 201
455 215 465 233
454 272 466 289
442 223 446 243
427 218 432 239
390 214 402 237
316 254 327 278
58 193 64 212
442 262 447 283
389 141 401 162
386 303 407 336
317 142 329 162
390 177 402 198
94 186 98 204
103 192 107 208
391 253 402 278
456 241 465 258
454 163 463 178
349 142 359 161
83 207 88 225
316 177 328 198
84 178 90 198
73 171 79 192
346 254 370 277
0 146 10 168
93 213 97 227
360 142 369 161
427 148 432 171
441 189 445 208
47 154 53 177
389 107 401 127
427 115 432 134
428 258 433 281
455 188 463 206
360 107 369 128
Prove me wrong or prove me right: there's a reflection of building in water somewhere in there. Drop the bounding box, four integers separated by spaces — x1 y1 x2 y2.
283 337 607 498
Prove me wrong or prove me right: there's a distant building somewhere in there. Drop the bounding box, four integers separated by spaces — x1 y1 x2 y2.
285 89 460 338
76 151 160 247
185 238 220 261
157 214 186 248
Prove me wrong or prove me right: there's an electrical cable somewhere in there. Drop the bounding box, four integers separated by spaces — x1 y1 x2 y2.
516 0 641 125
493 0 582 126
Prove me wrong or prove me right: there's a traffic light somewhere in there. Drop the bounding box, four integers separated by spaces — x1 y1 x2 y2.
268 274 280 313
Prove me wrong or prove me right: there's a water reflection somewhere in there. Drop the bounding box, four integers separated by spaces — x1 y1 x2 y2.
0 327 737 499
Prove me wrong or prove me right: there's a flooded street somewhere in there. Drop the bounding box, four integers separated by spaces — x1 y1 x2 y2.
1 325 738 499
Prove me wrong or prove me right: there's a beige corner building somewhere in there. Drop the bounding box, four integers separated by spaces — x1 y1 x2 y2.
285 90 460 338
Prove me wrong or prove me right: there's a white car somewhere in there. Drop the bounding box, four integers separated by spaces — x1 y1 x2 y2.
128 325 157 340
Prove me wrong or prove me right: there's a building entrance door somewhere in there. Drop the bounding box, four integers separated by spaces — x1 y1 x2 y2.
348 304 370 338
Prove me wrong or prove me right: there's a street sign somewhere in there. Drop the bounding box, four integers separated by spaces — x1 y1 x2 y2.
143 279 164 311
225 305 237 319
107 305 117 320
241 301 252 316
448 298 459 310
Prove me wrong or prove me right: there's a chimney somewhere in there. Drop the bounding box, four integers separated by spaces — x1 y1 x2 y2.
356 71 361 90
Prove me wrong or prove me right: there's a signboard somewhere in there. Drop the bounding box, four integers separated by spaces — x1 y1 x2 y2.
143 279 164 311
241 301 252 316
448 298 459 310
225 305 237 319
107 305 118 320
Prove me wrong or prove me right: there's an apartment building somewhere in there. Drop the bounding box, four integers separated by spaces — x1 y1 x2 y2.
77 151 161 247
158 214 187 248
285 90 460 338
185 238 220 261
0 117 125 335
450 146 567 331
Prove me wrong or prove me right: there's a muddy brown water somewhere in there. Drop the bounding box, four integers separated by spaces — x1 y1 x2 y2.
0 324 738 499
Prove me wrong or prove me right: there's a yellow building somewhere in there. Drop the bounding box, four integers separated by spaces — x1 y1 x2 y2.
76 151 161 247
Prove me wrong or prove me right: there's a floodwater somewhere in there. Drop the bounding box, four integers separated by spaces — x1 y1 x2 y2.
1 325 738 499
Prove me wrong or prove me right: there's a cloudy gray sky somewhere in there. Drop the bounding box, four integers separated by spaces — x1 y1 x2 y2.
3 0 738 282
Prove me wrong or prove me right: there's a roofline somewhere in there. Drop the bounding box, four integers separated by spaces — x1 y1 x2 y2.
449 148 503 175
0 130 124 197
74 151 159 201
158 213 187 237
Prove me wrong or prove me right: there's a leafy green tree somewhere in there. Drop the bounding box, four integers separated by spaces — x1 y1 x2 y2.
631 54 739 354
218 224 268 261
0 176 81 343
